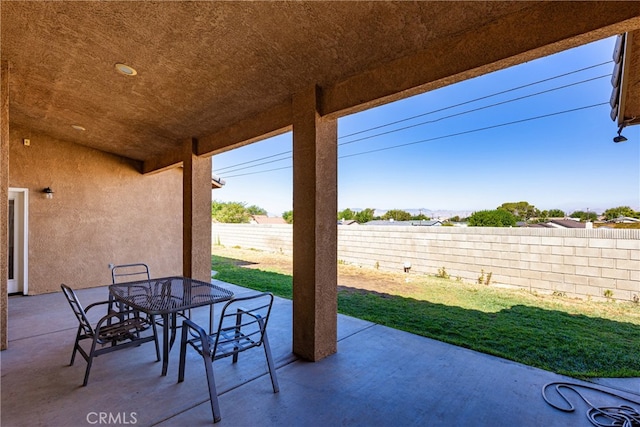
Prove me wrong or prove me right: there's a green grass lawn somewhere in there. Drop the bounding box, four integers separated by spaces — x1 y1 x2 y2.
212 254 640 378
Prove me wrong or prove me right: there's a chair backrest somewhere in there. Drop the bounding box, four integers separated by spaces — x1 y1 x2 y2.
111 263 150 284
212 292 274 360
60 284 94 337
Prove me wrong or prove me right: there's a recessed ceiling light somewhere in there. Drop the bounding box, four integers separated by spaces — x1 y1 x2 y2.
71 124 86 131
115 63 137 76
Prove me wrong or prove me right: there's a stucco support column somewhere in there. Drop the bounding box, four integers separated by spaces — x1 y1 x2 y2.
292 85 338 361
182 138 212 282
1 61 9 350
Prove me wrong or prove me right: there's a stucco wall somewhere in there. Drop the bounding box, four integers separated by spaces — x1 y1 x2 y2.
9 126 183 294
212 223 640 302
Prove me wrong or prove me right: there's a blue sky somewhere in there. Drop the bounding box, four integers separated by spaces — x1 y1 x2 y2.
212 37 639 217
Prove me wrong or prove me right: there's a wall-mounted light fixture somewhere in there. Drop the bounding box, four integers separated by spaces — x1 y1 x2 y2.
43 187 54 199
613 125 628 143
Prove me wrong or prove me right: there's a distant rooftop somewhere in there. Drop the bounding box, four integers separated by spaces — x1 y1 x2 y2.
364 220 442 227
250 215 287 225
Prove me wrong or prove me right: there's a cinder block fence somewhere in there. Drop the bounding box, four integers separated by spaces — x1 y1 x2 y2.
212 224 640 302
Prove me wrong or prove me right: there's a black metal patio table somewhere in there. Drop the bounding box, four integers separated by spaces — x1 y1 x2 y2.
109 276 234 376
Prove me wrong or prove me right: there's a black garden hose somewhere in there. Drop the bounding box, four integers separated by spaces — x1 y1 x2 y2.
542 382 640 427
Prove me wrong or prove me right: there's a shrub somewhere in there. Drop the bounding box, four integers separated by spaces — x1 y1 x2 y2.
436 267 450 279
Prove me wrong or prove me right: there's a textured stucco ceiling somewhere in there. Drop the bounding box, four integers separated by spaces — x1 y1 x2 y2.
619 30 640 127
2 1 639 172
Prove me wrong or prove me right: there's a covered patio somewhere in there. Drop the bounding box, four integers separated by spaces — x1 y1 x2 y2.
3 281 638 426
2 4 640 424
3 2 640 358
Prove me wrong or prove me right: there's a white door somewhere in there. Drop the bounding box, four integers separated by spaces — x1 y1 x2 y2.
8 189 28 295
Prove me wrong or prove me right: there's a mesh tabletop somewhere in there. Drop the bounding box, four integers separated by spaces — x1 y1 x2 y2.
109 276 234 315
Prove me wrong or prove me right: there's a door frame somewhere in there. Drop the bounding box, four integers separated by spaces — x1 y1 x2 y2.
8 187 28 295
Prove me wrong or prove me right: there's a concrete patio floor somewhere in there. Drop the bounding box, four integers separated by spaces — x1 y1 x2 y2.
2 281 638 426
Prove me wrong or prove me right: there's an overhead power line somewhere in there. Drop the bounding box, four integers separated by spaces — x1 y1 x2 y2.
216 61 613 175
213 151 291 173
223 165 293 179
215 152 292 175
340 60 612 140
222 102 608 178
339 102 608 159
217 73 609 175
339 74 609 147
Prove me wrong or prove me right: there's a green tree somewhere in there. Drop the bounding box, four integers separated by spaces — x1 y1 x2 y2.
548 209 565 218
211 201 251 223
211 200 224 217
603 206 639 221
282 210 294 224
468 209 517 227
410 213 431 221
382 209 412 221
246 205 267 215
354 208 375 224
338 208 355 221
569 210 598 222
497 201 537 221
536 210 549 223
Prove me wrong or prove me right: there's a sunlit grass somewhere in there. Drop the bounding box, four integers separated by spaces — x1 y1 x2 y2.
212 254 640 378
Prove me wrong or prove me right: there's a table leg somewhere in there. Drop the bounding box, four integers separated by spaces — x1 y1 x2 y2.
107 294 115 326
161 312 180 376
170 312 179 348
209 304 215 334
161 313 170 376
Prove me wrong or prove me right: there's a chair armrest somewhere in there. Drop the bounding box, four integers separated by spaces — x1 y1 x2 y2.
84 300 112 312
182 318 208 339
181 318 212 353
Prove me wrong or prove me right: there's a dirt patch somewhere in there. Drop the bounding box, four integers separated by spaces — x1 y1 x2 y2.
212 245 426 295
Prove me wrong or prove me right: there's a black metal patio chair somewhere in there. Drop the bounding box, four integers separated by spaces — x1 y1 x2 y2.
110 263 157 325
111 262 152 284
178 292 279 423
111 263 208 331
61 284 160 386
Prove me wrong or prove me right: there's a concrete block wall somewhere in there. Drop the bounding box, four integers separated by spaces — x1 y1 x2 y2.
213 223 293 254
212 223 640 302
